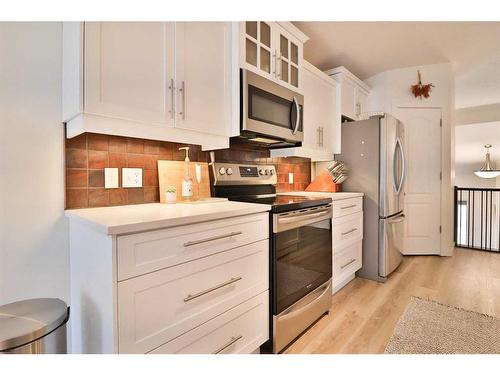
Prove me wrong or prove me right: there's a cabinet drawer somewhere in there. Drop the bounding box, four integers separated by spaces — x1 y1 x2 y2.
333 241 362 278
117 240 268 354
117 212 268 281
333 211 363 251
149 291 269 354
333 197 362 218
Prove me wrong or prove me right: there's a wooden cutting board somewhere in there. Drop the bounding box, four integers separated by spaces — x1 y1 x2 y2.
157 160 211 203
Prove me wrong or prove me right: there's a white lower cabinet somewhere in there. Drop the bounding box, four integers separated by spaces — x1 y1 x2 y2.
118 240 269 354
68 212 270 354
332 197 364 293
150 291 269 354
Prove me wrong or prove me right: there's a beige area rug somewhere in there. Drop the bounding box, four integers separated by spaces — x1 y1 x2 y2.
385 296 500 354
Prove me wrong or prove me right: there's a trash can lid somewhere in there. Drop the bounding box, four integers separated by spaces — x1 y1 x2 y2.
0 298 68 351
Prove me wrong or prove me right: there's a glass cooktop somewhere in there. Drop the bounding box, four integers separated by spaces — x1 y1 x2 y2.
230 194 332 213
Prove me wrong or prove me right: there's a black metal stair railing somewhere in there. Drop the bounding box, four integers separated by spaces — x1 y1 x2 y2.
454 186 500 252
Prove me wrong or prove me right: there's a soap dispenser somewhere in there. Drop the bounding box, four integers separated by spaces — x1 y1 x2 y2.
178 147 193 201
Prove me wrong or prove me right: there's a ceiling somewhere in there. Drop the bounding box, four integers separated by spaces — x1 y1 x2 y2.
294 22 500 79
455 122 500 165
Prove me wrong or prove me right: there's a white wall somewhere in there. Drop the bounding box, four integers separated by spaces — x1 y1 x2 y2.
0 23 69 305
365 63 455 256
455 57 500 109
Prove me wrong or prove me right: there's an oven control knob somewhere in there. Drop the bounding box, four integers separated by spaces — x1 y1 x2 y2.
269 169 275 176
264 169 269 175
226 167 233 176
219 167 226 175
259 169 264 176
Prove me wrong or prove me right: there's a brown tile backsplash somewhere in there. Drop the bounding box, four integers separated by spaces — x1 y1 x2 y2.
65 134 311 209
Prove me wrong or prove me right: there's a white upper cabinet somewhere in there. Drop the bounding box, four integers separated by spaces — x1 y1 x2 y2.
325 66 371 121
240 22 308 92
174 22 235 136
271 60 340 161
84 22 175 126
63 22 238 150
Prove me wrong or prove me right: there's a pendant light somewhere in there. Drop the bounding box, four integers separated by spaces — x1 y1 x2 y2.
474 144 500 179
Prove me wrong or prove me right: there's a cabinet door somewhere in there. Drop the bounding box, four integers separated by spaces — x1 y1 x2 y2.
340 80 356 120
174 22 234 136
84 22 175 125
320 79 339 153
302 67 337 152
355 88 369 119
274 25 302 89
242 21 275 82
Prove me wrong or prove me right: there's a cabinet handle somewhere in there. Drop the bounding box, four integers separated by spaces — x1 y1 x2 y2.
320 127 324 147
340 258 356 269
341 228 357 236
168 78 175 119
340 204 356 210
212 335 243 354
317 127 321 146
184 277 242 302
178 81 186 120
183 231 242 247
356 102 361 116
275 51 281 78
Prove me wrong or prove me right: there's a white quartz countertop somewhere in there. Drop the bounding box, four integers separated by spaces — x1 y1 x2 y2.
278 191 364 200
65 199 271 235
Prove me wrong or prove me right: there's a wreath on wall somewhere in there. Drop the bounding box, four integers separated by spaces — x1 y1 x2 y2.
411 70 434 99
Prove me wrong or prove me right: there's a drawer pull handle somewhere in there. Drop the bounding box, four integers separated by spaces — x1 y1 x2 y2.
212 335 243 354
183 231 243 247
340 259 356 269
341 228 357 236
340 204 357 210
184 276 242 302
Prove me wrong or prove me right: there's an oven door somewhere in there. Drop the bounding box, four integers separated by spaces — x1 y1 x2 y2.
272 205 332 314
242 69 303 144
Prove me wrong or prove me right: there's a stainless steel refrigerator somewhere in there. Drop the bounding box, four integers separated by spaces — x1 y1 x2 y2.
335 114 406 282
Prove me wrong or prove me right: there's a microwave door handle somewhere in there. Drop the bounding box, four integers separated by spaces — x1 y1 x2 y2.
292 97 300 135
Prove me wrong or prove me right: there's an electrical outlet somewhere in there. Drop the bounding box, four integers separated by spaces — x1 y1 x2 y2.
104 168 119 189
288 172 294 184
122 168 143 188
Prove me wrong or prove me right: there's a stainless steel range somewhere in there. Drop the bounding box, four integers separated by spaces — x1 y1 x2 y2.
212 162 332 353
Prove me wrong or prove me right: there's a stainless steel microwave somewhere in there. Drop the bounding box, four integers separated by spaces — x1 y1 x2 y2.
240 69 304 148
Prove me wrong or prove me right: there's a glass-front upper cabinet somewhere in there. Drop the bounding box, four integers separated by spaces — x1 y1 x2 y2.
241 22 307 91
244 21 273 80
276 30 300 88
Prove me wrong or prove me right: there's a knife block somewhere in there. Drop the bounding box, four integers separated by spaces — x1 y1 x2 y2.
305 171 342 193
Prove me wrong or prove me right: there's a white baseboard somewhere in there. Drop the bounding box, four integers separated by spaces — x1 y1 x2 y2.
441 241 455 257
333 273 355 294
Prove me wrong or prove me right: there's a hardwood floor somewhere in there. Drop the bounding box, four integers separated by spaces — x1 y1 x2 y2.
284 248 500 354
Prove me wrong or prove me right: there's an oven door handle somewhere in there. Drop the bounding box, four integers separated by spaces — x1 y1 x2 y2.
275 207 332 233
278 209 330 224
292 96 300 135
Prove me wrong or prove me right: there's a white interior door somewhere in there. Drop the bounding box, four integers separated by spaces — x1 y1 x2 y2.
393 107 442 255
174 22 233 137
84 22 175 125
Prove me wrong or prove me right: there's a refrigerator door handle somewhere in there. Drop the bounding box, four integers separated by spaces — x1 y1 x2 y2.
388 213 405 224
398 138 406 194
393 138 405 195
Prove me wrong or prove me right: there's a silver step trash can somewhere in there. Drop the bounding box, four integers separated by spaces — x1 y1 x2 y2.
0 298 69 354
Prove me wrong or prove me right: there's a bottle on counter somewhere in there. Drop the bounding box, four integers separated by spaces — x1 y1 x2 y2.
178 147 193 202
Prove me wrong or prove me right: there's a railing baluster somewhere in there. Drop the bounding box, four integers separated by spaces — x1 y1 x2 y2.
489 190 493 251
454 187 500 253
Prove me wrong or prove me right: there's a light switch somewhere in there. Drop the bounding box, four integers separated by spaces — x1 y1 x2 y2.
288 172 294 184
104 168 119 189
122 168 143 188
